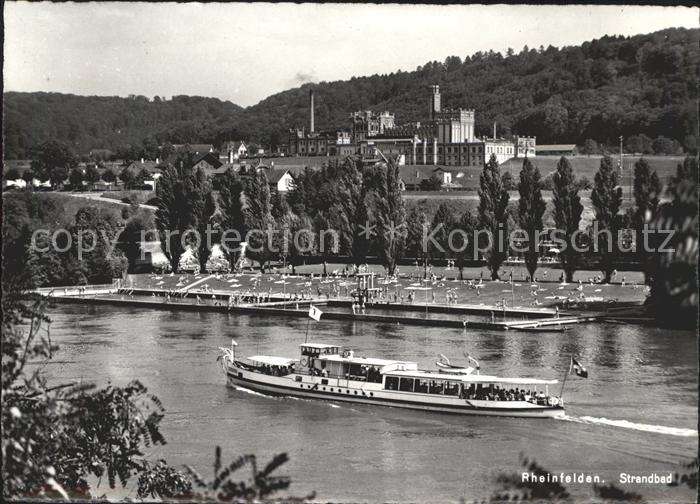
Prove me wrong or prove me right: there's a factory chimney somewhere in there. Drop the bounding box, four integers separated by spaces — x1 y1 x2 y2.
429 85 441 120
309 89 315 133
493 122 497 141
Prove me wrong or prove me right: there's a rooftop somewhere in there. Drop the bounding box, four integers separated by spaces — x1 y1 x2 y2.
536 144 577 151
387 370 559 385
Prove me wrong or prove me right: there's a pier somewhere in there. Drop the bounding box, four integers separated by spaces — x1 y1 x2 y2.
36 283 601 332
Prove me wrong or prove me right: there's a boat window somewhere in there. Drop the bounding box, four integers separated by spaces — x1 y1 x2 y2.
444 381 460 396
429 380 444 394
385 376 399 390
398 377 414 392
414 379 430 393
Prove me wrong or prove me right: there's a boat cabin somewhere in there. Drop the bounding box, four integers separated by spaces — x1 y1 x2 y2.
244 355 296 376
299 343 416 383
382 370 558 403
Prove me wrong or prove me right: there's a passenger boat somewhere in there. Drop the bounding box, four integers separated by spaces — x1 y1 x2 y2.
219 341 565 418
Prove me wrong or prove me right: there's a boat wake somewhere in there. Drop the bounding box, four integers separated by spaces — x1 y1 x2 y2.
234 386 344 409
232 385 269 398
558 415 698 437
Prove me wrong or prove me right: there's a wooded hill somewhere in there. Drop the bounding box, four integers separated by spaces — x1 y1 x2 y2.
3 27 697 159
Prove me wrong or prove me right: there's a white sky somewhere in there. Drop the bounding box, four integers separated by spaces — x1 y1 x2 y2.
3 2 698 107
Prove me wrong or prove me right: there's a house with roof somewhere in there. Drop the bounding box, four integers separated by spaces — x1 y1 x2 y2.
124 159 161 175
398 166 463 191
220 141 248 162
267 169 296 192
535 144 578 156
191 152 223 173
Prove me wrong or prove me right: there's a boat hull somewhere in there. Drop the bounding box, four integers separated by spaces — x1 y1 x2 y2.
224 366 565 419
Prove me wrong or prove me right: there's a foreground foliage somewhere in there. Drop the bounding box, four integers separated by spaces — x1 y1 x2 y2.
1 290 296 501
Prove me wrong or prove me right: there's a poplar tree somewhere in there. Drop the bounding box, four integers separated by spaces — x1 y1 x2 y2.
647 157 698 327
193 168 216 273
155 154 213 272
430 203 456 260
375 161 406 275
454 209 477 280
217 167 248 269
552 157 584 282
632 158 662 283
243 170 274 271
477 154 510 280
590 154 623 283
517 158 546 280
405 207 430 275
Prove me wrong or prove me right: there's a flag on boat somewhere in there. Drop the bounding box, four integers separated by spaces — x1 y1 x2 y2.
308 304 323 321
569 356 588 378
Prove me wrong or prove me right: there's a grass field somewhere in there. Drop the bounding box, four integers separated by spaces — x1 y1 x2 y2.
500 154 684 185
403 191 635 227
4 192 126 223
101 190 155 205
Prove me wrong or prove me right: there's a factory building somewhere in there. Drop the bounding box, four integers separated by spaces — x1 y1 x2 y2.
287 84 532 168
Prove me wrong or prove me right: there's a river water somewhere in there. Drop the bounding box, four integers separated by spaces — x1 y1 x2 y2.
44 303 697 502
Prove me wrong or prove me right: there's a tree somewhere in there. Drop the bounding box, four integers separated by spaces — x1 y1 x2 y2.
68 167 85 189
155 158 213 273
137 168 150 188
102 168 116 183
501 171 516 191
420 174 442 191
68 206 128 283
517 158 546 280
4 168 20 180
430 203 456 260
119 210 156 272
454 209 477 279
31 140 76 187
477 154 510 280
1 289 297 501
582 139 599 156
632 158 663 283
626 134 653 154
21 168 35 183
1 292 167 499
49 166 68 188
243 170 274 271
590 154 623 283
270 190 290 220
217 168 248 269
119 167 137 189
404 207 429 269
552 157 584 282
196 182 217 273
647 157 698 327
84 164 101 184
375 161 406 275
652 136 681 155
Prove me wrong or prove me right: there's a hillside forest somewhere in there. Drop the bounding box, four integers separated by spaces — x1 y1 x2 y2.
3 27 698 160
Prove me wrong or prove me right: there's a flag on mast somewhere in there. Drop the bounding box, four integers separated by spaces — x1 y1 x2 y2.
308 304 323 321
570 356 588 378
